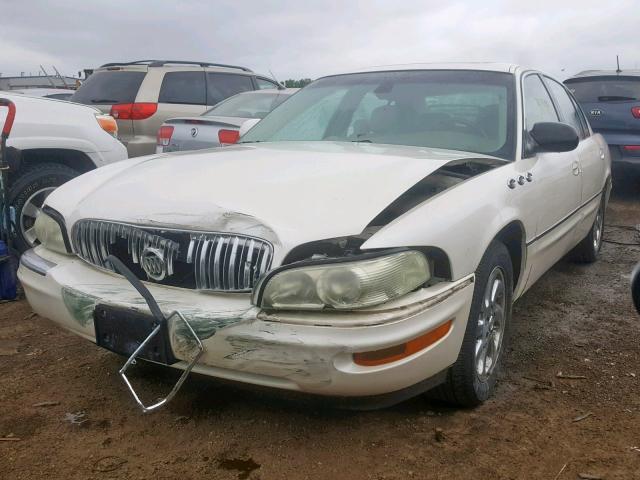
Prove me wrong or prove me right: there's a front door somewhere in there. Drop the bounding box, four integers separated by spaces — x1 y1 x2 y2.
520 73 582 290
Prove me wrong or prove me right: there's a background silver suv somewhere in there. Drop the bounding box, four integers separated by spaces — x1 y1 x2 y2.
71 60 282 157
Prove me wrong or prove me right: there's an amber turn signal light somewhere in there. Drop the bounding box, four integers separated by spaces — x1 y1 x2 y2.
353 319 453 367
96 114 118 137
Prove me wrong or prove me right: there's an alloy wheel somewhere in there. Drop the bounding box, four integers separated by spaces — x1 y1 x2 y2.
475 266 506 381
592 205 604 252
20 186 56 247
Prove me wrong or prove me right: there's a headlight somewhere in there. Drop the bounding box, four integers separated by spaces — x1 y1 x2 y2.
256 250 430 311
34 212 68 254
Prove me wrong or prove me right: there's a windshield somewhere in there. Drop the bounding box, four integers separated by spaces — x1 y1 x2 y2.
204 91 292 119
241 70 516 159
565 76 640 103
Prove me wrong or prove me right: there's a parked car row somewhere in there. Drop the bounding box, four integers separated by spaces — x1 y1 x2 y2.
0 60 290 253
16 62 613 412
156 88 297 153
69 60 283 157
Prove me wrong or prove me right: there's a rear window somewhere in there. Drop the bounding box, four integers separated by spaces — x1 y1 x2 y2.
207 73 254 105
565 77 640 102
70 71 145 104
159 71 206 105
204 92 291 119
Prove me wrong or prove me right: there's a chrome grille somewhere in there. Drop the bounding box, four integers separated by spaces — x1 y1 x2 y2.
72 219 273 292
187 234 273 290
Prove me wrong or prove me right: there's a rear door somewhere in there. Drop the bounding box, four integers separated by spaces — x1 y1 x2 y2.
544 77 605 204
206 72 255 107
565 76 640 153
155 70 208 128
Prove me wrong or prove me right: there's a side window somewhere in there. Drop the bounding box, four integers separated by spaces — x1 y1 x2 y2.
158 71 206 105
207 73 254 105
544 77 586 138
256 77 280 90
571 95 591 137
523 74 558 131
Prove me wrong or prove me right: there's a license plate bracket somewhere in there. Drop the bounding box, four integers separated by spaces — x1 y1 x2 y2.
93 304 177 365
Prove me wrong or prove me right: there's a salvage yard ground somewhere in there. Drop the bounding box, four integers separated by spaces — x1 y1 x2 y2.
1 175 639 480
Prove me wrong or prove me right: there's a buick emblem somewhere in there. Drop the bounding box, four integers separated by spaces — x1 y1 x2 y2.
141 247 167 281
190 127 198 137
590 109 602 116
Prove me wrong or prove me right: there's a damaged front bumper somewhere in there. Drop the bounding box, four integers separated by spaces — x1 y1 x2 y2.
19 247 475 404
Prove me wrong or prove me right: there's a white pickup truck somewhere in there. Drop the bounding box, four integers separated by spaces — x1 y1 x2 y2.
0 92 128 251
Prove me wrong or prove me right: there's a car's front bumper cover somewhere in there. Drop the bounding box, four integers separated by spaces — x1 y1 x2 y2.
19 247 475 401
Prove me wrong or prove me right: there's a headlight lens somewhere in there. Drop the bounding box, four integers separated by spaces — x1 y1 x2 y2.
34 212 68 254
258 250 430 310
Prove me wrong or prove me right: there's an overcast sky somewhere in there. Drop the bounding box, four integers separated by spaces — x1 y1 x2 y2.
1 0 637 81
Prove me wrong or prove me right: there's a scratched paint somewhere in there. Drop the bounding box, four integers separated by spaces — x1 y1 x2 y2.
169 310 252 359
224 335 332 385
61 287 100 327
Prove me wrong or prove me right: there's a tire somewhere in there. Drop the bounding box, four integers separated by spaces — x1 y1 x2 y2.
430 240 513 407
570 196 605 264
8 163 79 253
632 263 640 315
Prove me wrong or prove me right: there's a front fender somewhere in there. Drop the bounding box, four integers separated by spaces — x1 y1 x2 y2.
8 136 98 154
361 165 527 280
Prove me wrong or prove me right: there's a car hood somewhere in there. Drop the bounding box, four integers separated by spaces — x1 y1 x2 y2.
47 141 490 253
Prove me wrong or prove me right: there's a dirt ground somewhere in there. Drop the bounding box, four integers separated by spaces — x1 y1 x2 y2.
1 175 639 480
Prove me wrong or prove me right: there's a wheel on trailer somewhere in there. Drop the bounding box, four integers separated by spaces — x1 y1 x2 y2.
8 163 78 253
430 240 514 407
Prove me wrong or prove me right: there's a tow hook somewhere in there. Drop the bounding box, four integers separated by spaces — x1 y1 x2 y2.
105 255 204 413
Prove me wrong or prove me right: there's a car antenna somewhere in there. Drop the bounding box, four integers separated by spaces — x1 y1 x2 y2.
616 55 622 74
268 68 283 88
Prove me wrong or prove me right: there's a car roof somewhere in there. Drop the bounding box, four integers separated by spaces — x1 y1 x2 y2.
338 62 520 75
566 69 640 80
95 60 254 75
8 88 74 96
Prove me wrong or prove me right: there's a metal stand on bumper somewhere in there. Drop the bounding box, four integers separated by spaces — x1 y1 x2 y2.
105 255 204 413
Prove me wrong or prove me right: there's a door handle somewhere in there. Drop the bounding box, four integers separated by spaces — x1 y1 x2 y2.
571 161 581 175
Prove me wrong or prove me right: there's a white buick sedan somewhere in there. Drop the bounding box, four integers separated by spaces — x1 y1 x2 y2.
19 63 611 411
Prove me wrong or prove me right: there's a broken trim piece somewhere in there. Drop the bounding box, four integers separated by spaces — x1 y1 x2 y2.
119 310 203 413
367 157 507 228
105 255 204 413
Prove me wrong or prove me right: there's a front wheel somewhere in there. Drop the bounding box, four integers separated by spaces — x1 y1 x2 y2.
430 240 513 406
8 163 79 253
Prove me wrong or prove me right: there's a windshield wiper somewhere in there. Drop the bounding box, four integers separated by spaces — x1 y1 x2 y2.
597 95 637 101
352 139 372 143
90 98 120 103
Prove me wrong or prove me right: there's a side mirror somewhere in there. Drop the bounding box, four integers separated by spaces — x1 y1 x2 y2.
530 122 579 153
238 118 260 138
633 263 640 315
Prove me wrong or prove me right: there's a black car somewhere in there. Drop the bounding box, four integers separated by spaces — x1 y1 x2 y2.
565 70 640 168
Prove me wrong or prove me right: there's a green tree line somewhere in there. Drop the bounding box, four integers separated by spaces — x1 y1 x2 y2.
283 78 313 88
